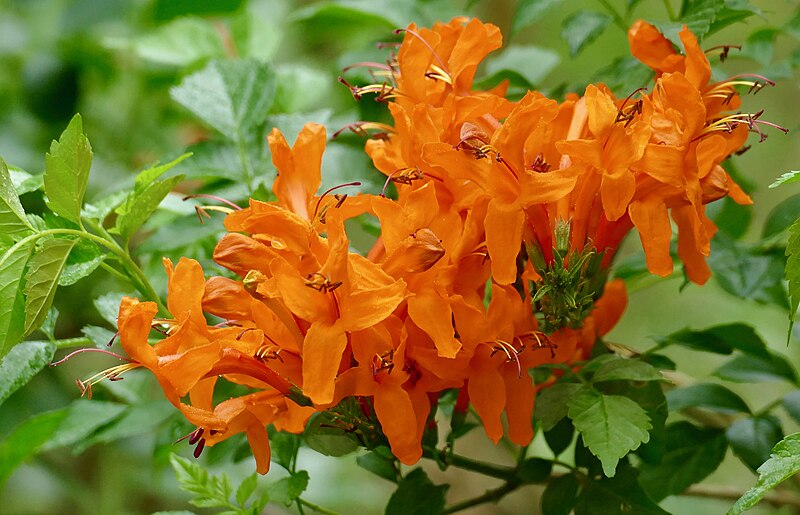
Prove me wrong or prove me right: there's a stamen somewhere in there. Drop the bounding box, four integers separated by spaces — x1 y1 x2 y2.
371 349 395 377
312 181 361 221
394 27 450 78
182 194 242 211
704 44 741 62
50 348 134 367
304 272 343 293
488 340 522 379
614 88 646 127
530 153 551 173
381 167 425 196
332 121 396 139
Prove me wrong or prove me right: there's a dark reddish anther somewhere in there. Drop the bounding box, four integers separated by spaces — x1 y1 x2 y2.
193 439 205 458
188 428 204 445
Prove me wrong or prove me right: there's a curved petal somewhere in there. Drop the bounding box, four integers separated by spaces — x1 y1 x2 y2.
301 322 348 405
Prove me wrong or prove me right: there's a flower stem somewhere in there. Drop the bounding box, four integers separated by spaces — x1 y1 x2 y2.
662 0 677 21
596 0 628 31
55 337 94 350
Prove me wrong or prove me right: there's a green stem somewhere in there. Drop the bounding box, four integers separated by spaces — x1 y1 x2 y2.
596 0 628 32
422 447 516 482
443 480 520 514
99 261 133 284
55 337 94 349
297 497 339 515
662 0 677 21
236 131 256 194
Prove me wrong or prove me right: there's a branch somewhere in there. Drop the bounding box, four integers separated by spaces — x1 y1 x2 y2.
443 480 520 514
422 447 516 482
682 484 800 509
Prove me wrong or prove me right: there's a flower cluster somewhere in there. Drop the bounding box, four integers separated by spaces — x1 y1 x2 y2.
89 18 776 473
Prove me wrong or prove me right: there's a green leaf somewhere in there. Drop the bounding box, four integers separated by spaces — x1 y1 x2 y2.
714 352 798 385
567 388 651 477
0 241 35 358
727 415 784 472
268 429 300 472
730 433 800 514
788 219 800 339
769 170 800 189
0 409 68 487
170 59 276 142
783 390 800 424
518 458 553 483
23 238 76 336
0 158 33 235
129 17 225 67
42 399 127 452
302 412 359 457
39 306 58 341
75 399 174 452
59 238 104 286
235 473 258 506
591 56 654 97
708 196 752 240
386 468 448 515
273 64 331 113
534 382 584 431
512 0 564 37
544 416 575 456
638 422 728 501
113 175 184 241
44 114 93 225
265 470 309 506
763 195 800 239
592 357 663 383
561 11 612 57
744 27 779 65
666 383 751 414
657 323 769 358
574 464 668 515
94 291 128 327
151 0 244 20
541 473 580 515
475 45 560 93
357 448 397 482
290 3 397 50
0 340 56 407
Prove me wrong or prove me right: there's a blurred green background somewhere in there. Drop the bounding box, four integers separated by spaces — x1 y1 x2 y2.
0 0 798 513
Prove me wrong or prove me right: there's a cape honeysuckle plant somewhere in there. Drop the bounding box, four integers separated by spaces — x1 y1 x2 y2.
1 1 799 514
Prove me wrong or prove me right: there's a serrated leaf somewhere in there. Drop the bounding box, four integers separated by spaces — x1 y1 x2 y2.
714 352 798 385
567 389 651 477
512 0 564 37
170 453 209 493
770 170 800 189
303 412 359 457
0 409 68 487
666 383 751 414
786 219 800 340
266 470 309 506
638 421 728 501
42 399 127 452
170 59 275 142
235 473 258 506
129 17 225 66
81 190 129 222
535 382 585 431
44 114 92 225
59 238 104 286
763 195 800 239
23 238 76 336
730 433 800 514
727 415 784 472
0 240 34 358
0 158 33 235
386 468 448 515
574 464 668 515
561 11 612 57
592 357 663 383
0 340 56 407
541 473 580 515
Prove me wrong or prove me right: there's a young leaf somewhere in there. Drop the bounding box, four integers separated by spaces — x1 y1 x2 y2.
666 383 751 414
730 433 800 514
638 421 728 501
0 158 33 235
74 399 174 453
234 473 258 507
0 340 56 407
0 409 69 487
561 11 612 57
113 154 189 241
769 170 800 189
567 388 652 477
727 415 784 472
385 468 449 515
0 240 35 358
44 114 93 225
23 238 76 336
170 59 275 142
41 399 127 452
787 218 800 340
130 17 225 67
